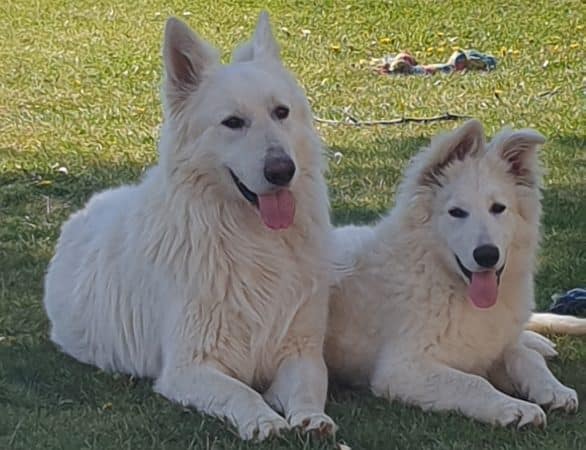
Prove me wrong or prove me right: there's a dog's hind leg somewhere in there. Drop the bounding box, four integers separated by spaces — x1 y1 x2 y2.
154 364 289 441
502 343 578 413
370 353 547 428
264 352 336 437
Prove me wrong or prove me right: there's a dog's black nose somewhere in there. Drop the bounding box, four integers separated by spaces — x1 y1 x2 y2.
473 245 500 268
264 147 295 186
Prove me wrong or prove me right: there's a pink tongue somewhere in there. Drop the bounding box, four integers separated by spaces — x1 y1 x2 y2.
257 189 296 230
468 271 498 309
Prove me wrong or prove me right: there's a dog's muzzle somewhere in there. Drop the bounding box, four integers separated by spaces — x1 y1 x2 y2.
263 146 295 187
455 254 505 284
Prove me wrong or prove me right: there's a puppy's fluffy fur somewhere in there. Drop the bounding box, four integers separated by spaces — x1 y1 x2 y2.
326 120 579 428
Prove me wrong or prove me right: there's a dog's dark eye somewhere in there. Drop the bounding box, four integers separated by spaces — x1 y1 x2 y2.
222 116 245 129
490 203 506 214
448 207 469 218
273 105 289 120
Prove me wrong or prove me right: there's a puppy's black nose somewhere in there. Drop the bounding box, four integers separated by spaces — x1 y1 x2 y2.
264 147 295 186
473 245 500 268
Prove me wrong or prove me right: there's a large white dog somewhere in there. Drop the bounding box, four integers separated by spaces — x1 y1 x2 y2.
43 13 336 440
326 120 584 428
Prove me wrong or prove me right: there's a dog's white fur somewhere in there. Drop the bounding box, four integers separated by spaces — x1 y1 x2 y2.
43 13 337 440
326 120 579 428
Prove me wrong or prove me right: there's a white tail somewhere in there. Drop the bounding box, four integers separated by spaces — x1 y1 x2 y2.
526 313 586 336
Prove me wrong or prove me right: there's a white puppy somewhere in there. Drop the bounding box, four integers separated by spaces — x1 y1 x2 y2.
326 120 580 428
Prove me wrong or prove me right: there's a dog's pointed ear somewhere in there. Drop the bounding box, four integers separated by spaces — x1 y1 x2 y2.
490 128 545 187
162 18 219 115
252 11 280 60
232 11 280 63
418 119 485 188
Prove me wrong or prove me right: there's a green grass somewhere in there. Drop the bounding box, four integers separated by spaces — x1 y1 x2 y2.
1 0 585 448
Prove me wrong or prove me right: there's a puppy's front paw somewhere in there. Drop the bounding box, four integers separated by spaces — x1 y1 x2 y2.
520 331 558 359
532 384 578 413
239 410 290 441
495 400 546 429
289 411 337 438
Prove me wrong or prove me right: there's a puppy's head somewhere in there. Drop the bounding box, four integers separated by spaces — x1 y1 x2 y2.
399 120 545 308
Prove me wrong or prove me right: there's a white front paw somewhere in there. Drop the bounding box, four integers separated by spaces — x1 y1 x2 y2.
288 411 337 437
495 399 546 429
520 331 558 359
531 384 578 413
239 410 290 441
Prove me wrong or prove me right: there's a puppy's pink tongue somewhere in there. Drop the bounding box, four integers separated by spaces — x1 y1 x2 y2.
257 189 295 230
468 271 498 309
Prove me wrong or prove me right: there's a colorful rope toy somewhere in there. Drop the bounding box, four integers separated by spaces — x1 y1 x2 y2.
374 49 497 75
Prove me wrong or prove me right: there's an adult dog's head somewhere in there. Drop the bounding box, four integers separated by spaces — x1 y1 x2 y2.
158 12 323 230
398 120 545 308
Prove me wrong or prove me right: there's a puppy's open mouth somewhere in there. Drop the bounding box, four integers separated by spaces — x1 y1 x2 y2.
228 169 296 231
229 169 258 207
455 255 505 310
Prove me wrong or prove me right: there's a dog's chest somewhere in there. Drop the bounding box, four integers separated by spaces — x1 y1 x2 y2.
428 295 523 375
188 233 327 386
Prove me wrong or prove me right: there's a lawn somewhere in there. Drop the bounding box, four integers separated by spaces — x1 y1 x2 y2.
0 0 584 449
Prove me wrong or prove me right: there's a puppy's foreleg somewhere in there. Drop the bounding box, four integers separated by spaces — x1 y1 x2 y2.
520 330 558 359
503 343 578 413
264 352 336 436
371 355 546 428
155 363 289 441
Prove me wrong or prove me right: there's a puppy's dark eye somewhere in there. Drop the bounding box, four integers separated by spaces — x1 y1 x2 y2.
448 207 469 218
222 116 245 129
490 203 506 214
273 105 289 120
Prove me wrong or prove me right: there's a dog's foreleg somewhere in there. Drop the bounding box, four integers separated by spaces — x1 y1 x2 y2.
503 343 578 413
154 363 289 441
371 355 547 428
520 330 558 359
264 352 336 436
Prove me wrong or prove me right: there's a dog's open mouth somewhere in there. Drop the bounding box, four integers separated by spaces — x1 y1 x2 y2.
455 255 505 310
229 169 296 231
230 170 258 206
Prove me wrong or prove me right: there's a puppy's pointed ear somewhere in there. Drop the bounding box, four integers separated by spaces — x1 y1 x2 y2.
418 119 485 188
232 11 280 63
162 18 219 115
490 128 545 187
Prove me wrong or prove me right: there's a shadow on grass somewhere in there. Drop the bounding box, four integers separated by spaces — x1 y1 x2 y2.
0 135 585 449
327 135 428 225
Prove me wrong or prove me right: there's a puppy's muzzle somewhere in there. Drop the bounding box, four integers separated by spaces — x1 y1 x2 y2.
473 244 500 268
